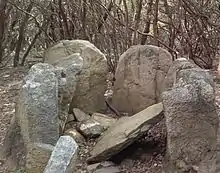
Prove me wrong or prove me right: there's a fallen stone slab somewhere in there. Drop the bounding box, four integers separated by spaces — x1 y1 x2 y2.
91 113 117 130
162 67 218 173
44 136 78 173
87 103 163 163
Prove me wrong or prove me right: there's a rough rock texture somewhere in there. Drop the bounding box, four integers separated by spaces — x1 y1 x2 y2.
8 63 60 171
44 136 78 173
78 119 105 138
91 113 117 130
26 143 54 173
162 57 198 90
44 40 108 114
64 128 85 144
112 45 172 115
53 54 83 131
18 63 59 145
88 103 163 163
73 108 91 122
162 67 218 173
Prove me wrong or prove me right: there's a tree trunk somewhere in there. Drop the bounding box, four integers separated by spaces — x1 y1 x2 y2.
13 2 33 67
0 0 7 63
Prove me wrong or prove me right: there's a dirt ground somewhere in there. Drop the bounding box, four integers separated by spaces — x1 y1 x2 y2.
0 65 219 173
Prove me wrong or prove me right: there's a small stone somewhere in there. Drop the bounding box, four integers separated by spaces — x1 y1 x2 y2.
64 128 85 143
78 118 105 138
73 108 91 122
44 136 78 173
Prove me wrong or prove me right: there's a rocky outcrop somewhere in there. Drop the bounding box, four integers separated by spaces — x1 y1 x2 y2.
44 40 108 114
44 136 78 173
162 66 218 173
88 103 163 163
112 45 172 115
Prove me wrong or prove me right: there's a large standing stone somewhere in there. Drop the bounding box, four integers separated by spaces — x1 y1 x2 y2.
17 63 59 145
162 67 218 173
15 63 59 172
88 103 163 163
44 40 108 114
112 45 172 115
44 136 78 173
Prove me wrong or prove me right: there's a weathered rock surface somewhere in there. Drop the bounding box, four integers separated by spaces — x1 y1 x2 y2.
44 40 108 114
26 143 54 173
88 103 163 163
18 63 59 145
91 113 117 130
53 54 83 131
44 136 78 173
112 45 172 115
73 108 91 122
2 63 60 171
162 67 218 173
162 57 198 90
64 128 85 143
78 118 105 138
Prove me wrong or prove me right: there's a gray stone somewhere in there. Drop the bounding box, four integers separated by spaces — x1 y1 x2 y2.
15 63 60 172
64 128 85 143
44 136 78 173
73 108 91 122
91 113 117 130
112 45 172 115
53 54 83 132
78 118 105 138
18 63 59 145
162 67 218 173
44 40 108 114
1 63 60 171
88 103 163 163
162 57 198 90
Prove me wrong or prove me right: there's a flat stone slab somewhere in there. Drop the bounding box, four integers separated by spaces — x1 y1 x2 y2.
87 103 163 163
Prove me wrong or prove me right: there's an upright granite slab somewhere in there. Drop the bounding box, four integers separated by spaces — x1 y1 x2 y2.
162 66 218 173
16 63 59 172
